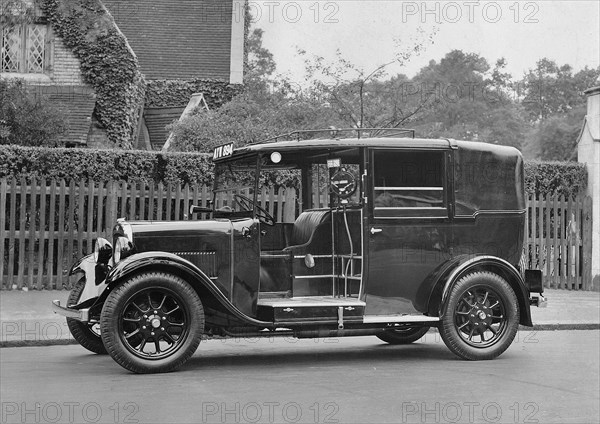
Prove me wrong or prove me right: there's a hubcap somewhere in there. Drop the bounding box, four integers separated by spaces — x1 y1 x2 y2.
119 288 189 359
454 286 507 348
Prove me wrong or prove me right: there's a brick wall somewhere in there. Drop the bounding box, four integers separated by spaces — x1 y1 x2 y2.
51 37 86 85
86 116 111 149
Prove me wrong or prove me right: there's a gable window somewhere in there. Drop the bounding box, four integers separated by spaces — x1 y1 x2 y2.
1 23 47 73
372 150 447 218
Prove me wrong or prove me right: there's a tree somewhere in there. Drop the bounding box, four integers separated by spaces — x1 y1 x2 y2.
0 79 69 147
521 59 600 122
526 106 586 161
519 59 599 159
409 50 528 149
168 26 343 152
244 28 276 93
298 28 437 130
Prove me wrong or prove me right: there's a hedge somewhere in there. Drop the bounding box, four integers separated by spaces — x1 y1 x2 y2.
0 145 212 186
0 145 589 197
524 161 587 199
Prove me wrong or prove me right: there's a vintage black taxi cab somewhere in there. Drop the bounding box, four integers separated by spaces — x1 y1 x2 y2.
53 128 547 373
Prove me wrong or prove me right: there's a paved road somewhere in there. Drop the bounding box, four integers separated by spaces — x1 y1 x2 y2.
1 331 598 424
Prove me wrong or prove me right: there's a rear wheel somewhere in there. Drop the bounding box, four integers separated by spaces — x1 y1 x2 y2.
66 278 106 354
377 326 430 344
100 272 204 373
439 271 519 360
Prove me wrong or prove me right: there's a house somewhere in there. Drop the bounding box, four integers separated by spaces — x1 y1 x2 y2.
577 86 600 290
1 0 245 149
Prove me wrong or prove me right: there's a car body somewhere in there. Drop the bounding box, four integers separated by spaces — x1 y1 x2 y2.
53 128 547 373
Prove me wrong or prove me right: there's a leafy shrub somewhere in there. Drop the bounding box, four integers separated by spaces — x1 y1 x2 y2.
167 92 343 152
0 79 69 146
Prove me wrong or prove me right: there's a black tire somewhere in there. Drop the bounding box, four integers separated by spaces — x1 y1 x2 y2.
66 278 107 354
439 271 519 360
100 272 204 374
377 326 430 344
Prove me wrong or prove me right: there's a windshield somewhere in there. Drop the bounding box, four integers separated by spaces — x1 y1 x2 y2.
213 158 257 211
213 148 362 221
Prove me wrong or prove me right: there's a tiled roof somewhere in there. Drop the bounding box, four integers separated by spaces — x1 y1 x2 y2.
103 0 233 81
39 85 96 146
144 107 184 150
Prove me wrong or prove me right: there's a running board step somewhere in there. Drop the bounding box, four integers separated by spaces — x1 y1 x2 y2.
257 297 365 324
363 315 440 324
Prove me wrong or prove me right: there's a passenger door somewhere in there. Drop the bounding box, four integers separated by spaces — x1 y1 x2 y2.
365 149 453 315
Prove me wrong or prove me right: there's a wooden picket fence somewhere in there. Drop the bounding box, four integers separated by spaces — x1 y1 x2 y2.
0 177 594 290
0 178 296 290
523 195 593 290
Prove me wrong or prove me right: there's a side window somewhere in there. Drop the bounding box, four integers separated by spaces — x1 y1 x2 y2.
372 150 446 218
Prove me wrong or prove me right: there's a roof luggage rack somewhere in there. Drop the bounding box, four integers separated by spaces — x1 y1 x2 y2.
262 127 416 143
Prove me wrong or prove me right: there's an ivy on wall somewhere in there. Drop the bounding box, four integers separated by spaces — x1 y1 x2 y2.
41 0 145 148
145 79 243 109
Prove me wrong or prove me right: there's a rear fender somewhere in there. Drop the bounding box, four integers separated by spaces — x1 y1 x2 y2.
102 252 272 328
427 255 533 327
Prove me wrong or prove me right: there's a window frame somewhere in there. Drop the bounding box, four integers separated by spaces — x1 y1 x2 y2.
1 21 49 75
369 148 450 219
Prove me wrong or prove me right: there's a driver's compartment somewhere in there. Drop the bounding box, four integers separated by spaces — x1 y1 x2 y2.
248 148 366 325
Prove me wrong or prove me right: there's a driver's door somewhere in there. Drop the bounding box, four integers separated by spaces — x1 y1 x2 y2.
230 217 261 317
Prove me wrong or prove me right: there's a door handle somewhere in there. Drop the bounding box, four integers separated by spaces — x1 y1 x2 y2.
370 227 383 235
242 227 252 239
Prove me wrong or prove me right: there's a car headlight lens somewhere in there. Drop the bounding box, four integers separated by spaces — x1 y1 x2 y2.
113 236 133 264
93 238 112 264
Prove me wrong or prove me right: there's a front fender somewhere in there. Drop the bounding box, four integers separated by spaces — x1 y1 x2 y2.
104 252 272 328
68 254 107 306
426 255 533 327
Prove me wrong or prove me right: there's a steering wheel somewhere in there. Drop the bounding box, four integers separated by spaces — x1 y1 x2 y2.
233 194 276 226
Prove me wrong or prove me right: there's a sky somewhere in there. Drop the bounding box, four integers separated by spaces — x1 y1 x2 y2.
250 0 600 83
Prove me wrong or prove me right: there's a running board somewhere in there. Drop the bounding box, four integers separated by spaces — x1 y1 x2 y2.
363 315 440 324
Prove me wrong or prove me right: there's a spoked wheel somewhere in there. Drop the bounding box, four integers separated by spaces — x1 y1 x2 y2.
440 271 519 360
101 272 204 373
377 326 430 345
67 278 106 354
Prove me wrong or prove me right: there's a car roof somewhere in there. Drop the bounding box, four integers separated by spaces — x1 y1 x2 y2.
231 137 455 158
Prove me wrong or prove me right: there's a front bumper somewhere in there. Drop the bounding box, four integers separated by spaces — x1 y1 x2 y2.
52 300 90 322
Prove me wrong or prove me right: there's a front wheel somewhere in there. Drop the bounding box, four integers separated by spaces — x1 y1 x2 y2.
100 272 204 373
439 271 519 360
377 326 430 345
